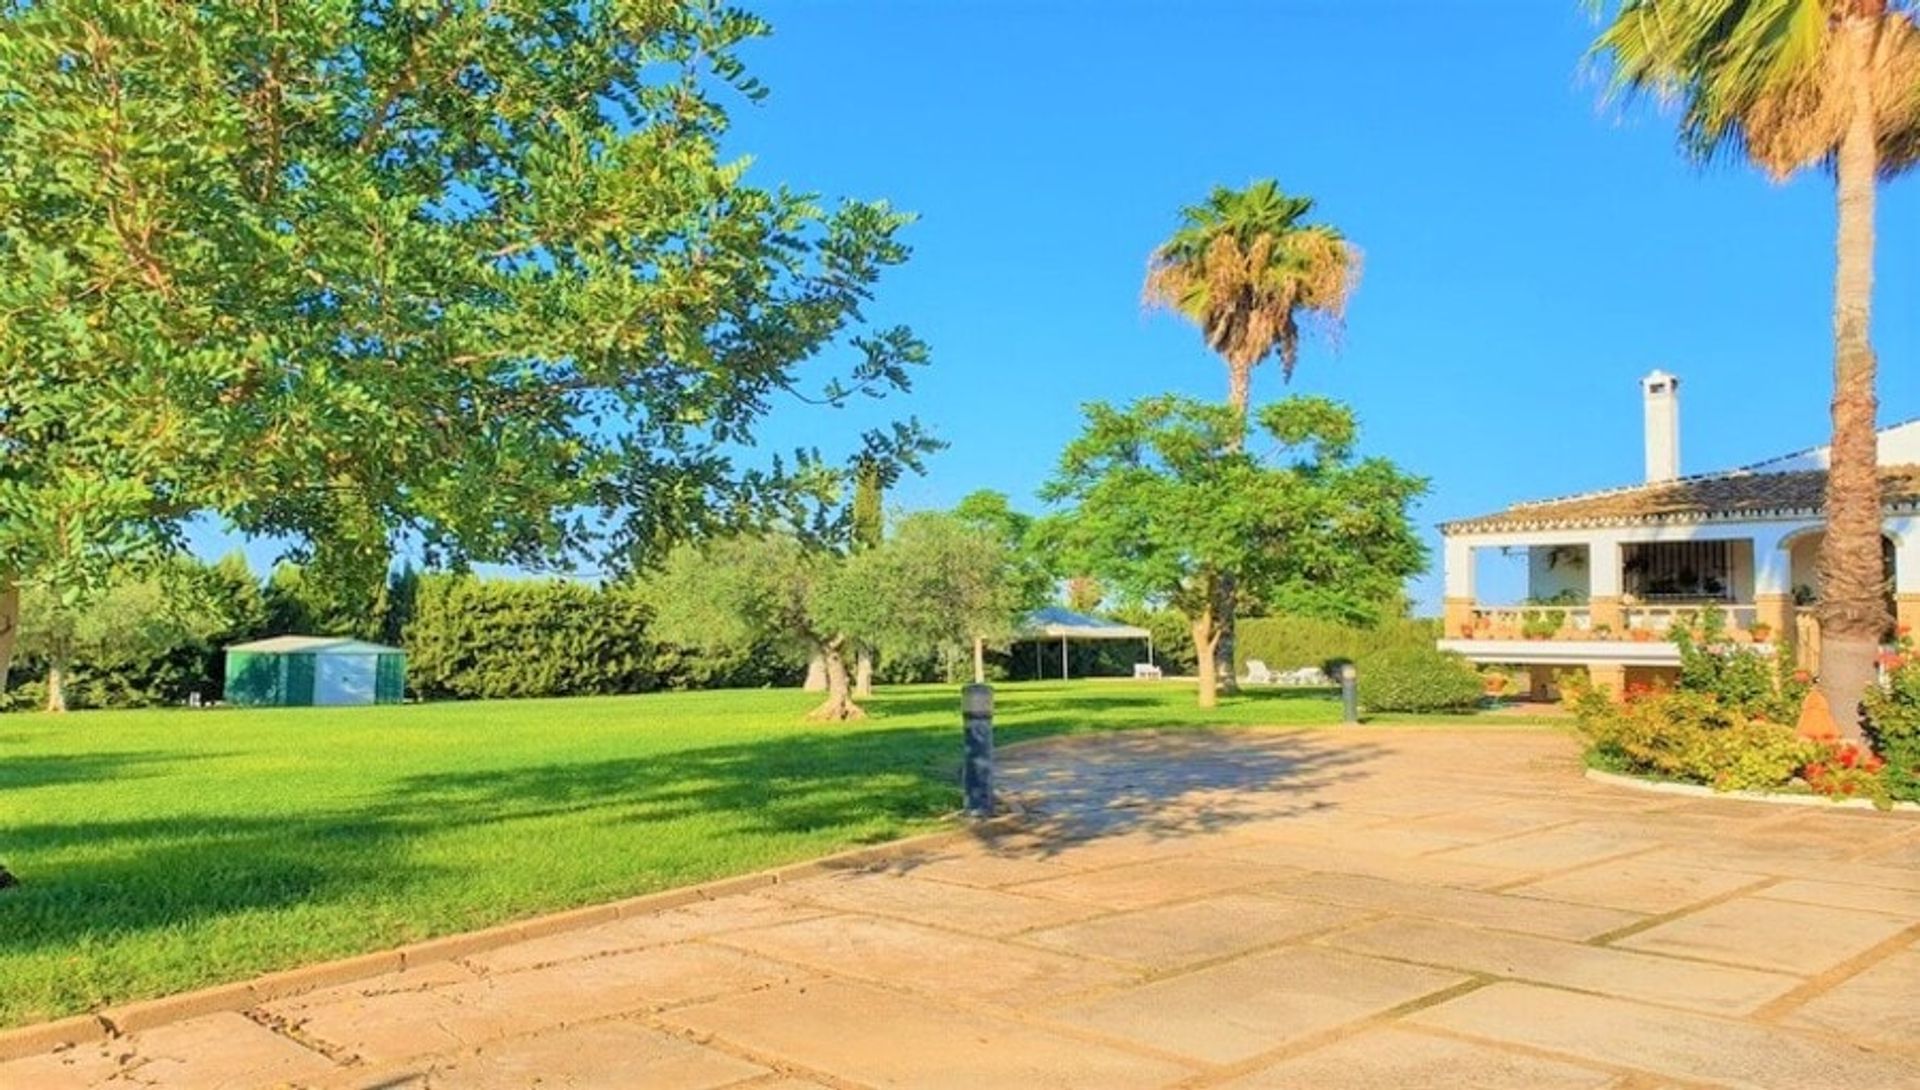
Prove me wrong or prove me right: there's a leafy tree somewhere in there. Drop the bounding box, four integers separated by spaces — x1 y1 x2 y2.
824 512 1028 685
0 1 928 704
644 534 865 720
15 560 233 711
1587 1 1920 737
953 489 1056 612
1041 395 1425 707
1143 180 1361 693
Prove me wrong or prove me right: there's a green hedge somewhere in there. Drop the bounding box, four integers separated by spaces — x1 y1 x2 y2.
1234 615 1439 676
404 574 798 701
1356 646 1485 714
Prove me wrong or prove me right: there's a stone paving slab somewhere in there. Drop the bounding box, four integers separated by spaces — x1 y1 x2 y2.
6 727 1919 1090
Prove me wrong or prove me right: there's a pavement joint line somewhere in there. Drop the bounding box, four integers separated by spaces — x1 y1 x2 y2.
1304 922 1803 1021
1466 837 1673 894
1747 919 1920 1025
1161 974 1500 1090
1388 1021 1727 1090
1581 873 1784 947
242 1005 360 1068
999 907 1395 993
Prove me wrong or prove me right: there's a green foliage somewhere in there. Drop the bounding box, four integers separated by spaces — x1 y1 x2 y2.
952 489 1055 613
1040 395 1427 700
1233 615 1439 677
1863 656 1920 802
823 512 1025 662
1671 612 1807 721
0 0 930 689
1143 180 1359 382
407 575 662 702
1354 647 1485 714
7 553 268 710
1566 674 1823 792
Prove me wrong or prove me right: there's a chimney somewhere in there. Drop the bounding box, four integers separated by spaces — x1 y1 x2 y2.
1641 370 1680 483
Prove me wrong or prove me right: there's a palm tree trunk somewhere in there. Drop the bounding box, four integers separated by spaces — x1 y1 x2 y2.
1817 19 1886 743
1212 358 1255 696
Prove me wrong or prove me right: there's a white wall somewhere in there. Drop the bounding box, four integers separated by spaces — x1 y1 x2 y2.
1526 545 1589 601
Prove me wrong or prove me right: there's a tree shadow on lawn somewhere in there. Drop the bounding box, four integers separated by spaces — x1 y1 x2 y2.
0 750 201 791
0 721 1386 977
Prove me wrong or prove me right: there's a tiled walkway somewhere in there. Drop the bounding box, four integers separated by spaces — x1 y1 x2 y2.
7 728 1920 1089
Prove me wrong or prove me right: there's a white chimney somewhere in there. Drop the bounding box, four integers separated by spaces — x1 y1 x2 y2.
1641 370 1680 483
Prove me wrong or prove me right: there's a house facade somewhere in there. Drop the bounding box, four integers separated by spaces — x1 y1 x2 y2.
1438 371 1920 696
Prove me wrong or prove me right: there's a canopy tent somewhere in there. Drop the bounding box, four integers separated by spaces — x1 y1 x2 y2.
1019 607 1154 680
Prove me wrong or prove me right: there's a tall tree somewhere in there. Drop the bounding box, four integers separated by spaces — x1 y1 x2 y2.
1143 180 1360 691
0 1 929 704
1588 1 1920 737
1041 395 1424 708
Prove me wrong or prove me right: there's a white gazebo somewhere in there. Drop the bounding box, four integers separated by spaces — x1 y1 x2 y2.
1020 607 1154 679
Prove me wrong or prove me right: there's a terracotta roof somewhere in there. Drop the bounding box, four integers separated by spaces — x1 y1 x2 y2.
1443 465 1920 534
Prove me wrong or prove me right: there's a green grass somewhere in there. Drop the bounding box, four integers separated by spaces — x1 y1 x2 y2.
0 681 1556 1027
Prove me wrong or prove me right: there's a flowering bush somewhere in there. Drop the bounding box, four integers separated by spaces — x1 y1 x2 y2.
1803 743 1894 809
1862 651 1920 804
1565 674 1821 792
1671 610 1807 722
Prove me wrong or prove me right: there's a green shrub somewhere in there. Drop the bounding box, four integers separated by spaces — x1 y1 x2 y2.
1236 615 1438 678
1671 613 1806 721
1355 647 1484 714
1564 674 1822 793
1863 656 1920 803
404 573 800 701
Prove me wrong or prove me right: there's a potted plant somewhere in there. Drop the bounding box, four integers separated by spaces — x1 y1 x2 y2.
1592 623 1613 640
1750 621 1773 643
1630 627 1654 643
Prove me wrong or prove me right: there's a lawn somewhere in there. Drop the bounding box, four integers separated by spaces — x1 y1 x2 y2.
0 681 1560 1027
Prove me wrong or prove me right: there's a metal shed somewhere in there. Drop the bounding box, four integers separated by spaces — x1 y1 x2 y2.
223 636 406 707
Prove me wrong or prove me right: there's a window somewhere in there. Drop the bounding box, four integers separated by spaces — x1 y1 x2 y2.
1622 541 1732 601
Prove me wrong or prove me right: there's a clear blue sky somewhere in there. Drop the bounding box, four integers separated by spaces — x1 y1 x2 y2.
195 1 1919 613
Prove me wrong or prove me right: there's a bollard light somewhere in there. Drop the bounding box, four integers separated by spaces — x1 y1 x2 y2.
1340 663 1359 724
961 683 995 817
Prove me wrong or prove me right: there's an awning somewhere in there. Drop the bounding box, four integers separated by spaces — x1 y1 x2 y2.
1018 607 1154 680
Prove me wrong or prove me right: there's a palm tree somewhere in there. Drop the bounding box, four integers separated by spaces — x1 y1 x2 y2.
1588 1 1920 739
1145 180 1360 689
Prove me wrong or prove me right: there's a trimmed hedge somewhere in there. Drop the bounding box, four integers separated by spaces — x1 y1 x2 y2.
1355 646 1484 714
1235 615 1439 677
405 574 800 700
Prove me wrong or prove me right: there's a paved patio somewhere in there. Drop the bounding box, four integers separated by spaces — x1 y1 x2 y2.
6 727 1920 1089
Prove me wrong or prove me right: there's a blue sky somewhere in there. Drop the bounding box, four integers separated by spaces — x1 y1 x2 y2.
194 1 1918 612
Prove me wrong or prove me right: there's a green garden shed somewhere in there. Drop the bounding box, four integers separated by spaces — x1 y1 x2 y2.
223 636 406 707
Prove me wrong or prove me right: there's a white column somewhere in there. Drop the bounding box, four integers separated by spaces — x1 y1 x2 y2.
1890 518 1920 595
1589 538 1622 599
1443 537 1476 601
1751 525 1797 597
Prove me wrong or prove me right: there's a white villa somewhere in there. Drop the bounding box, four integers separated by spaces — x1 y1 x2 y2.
1439 371 1920 697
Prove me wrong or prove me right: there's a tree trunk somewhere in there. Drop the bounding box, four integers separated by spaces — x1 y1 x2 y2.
1212 356 1254 696
1191 602 1220 709
803 651 827 692
45 642 69 714
1817 19 1886 744
806 641 866 721
855 645 873 698
0 574 17 696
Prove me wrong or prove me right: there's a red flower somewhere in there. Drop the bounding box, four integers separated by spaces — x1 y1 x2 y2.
1792 670 1812 684
1878 651 1905 670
